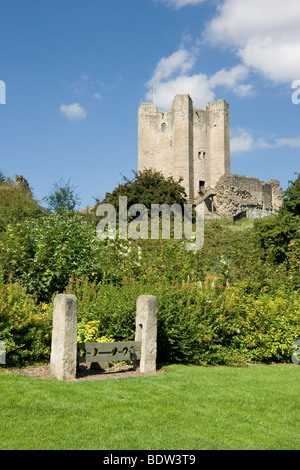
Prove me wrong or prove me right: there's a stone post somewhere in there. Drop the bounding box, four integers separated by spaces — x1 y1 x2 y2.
50 294 77 380
135 295 157 373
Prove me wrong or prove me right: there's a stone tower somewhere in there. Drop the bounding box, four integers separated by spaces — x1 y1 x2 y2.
138 94 230 201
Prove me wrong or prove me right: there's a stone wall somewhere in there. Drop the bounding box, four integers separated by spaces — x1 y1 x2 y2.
14 175 31 194
213 174 282 218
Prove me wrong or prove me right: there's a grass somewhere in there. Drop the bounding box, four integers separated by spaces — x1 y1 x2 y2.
206 217 255 232
0 363 299 450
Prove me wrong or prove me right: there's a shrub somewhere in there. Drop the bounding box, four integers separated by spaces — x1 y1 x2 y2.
65 278 142 341
0 280 51 366
77 320 114 343
0 197 298 367
0 211 107 301
2 273 299 367
0 175 44 231
64 277 300 366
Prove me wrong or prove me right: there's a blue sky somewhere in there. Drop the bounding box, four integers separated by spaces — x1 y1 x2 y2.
0 0 299 209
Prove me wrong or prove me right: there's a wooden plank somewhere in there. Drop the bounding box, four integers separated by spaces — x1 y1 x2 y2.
86 351 141 362
77 341 141 364
77 341 141 351
77 351 141 363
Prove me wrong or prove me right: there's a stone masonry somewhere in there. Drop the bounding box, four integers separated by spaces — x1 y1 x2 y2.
50 294 157 380
138 94 282 218
138 95 230 202
213 175 282 218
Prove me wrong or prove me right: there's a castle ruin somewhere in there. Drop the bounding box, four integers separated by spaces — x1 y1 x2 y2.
138 94 282 218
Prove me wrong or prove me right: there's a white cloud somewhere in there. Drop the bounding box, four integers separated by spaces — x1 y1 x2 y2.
147 48 197 88
231 128 300 154
92 93 102 100
240 40 300 83
208 64 254 96
231 129 255 153
150 0 300 106
208 65 249 89
60 103 87 120
235 84 255 97
145 47 253 109
205 0 300 83
147 73 215 109
273 136 300 148
154 0 206 9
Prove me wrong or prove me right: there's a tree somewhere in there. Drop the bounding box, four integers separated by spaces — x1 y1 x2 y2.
43 179 80 212
253 173 300 286
280 172 300 217
253 212 298 264
0 171 10 184
101 169 187 210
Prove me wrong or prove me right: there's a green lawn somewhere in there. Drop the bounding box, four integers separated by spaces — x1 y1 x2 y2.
0 364 299 450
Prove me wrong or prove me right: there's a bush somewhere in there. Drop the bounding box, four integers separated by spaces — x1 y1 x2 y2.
0 279 51 366
0 174 298 367
65 278 142 342
0 211 107 301
1 273 298 367
77 320 114 343
64 276 300 366
0 175 44 231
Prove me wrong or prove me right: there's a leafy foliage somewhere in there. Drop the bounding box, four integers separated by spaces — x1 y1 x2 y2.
65 276 300 365
43 179 80 212
77 320 114 343
0 211 105 301
0 279 51 366
253 213 299 263
0 175 44 231
253 174 300 287
0 173 299 367
281 172 300 217
101 168 187 211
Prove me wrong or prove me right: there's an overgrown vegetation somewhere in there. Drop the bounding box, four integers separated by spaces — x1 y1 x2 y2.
0 172 44 231
0 170 299 366
42 178 80 213
100 168 187 211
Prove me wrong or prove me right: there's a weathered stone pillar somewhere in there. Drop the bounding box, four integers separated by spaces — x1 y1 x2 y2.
135 295 157 373
50 294 77 380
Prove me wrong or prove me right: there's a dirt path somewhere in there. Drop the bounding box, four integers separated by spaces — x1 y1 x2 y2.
8 363 163 381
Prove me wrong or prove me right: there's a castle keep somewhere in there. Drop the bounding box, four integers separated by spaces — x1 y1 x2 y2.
138 94 282 218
